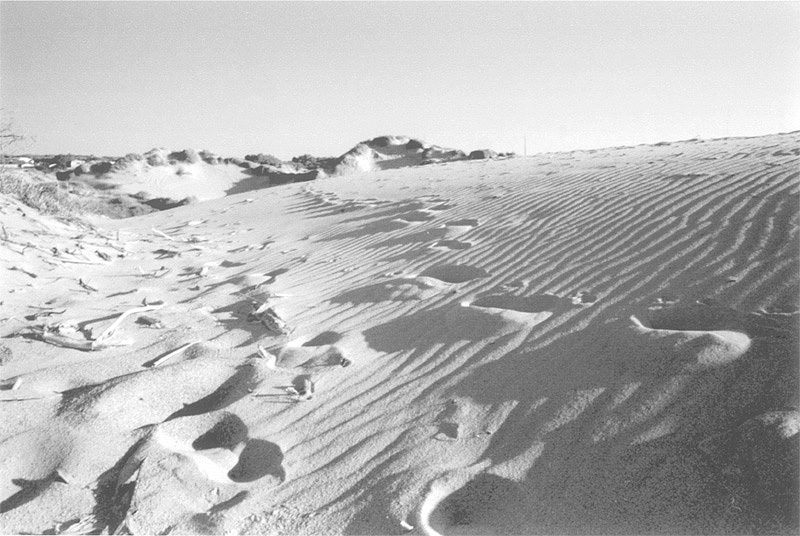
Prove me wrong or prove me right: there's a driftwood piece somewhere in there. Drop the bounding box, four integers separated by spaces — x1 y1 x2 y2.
93 303 165 347
144 340 199 368
151 227 176 241
78 279 98 292
40 303 165 352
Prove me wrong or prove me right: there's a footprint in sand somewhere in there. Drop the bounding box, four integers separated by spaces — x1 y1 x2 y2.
420 219 479 250
625 304 754 374
0 355 271 531
152 411 285 484
463 293 576 326
126 411 285 534
569 290 598 305
468 293 573 313
432 399 488 442
419 474 528 536
332 277 448 304
397 210 437 223
418 264 490 284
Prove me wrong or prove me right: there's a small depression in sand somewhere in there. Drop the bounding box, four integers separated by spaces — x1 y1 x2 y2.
419 265 490 284
398 210 437 222
628 305 753 372
332 277 447 304
470 294 568 313
423 474 528 535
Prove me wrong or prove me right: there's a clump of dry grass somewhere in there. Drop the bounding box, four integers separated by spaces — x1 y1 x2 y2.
111 153 144 172
0 172 87 215
169 149 201 164
0 172 154 219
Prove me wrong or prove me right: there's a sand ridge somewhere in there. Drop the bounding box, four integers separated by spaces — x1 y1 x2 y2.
0 132 798 534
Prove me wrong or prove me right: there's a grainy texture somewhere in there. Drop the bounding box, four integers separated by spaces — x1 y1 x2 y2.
1 133 797 535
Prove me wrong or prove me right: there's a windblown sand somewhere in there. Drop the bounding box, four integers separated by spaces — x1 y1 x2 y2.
1 133 798 535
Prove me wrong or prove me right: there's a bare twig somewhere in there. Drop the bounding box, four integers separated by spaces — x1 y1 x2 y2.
93 303 165 347
78 279 98 292
39 303 165 351
152 228 176 241
145 340 200 368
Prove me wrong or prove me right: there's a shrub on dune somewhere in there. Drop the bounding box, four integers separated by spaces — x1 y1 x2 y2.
199 150 221 164
245 153 284 166
111 153 144 172
468 149 498 160
90 161 113 174
369 136 392 148
290 154 338 173
145 148 169 166
1 172 92 216
227 157 251 168
406 139 425 151
73 162 93 176
169 149 201 164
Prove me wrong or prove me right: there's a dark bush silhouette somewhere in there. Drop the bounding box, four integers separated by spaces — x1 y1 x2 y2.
406 139 424 150
168 149 201 163
468 149 498 160
291 154 338 172
244 153 283 166
90 161 112 174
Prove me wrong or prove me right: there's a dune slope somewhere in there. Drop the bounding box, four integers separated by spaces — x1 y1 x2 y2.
0 133 798 535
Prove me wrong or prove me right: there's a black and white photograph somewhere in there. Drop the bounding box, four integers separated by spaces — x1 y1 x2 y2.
0 2 798 535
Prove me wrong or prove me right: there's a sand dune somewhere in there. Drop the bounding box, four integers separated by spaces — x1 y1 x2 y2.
0 132 798 534
334 136 467 175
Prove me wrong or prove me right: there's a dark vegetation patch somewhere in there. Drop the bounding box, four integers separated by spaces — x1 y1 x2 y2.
0 172 156 219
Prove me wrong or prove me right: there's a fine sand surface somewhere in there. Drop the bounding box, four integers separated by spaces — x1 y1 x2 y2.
0 133 798 535
87 161 256 202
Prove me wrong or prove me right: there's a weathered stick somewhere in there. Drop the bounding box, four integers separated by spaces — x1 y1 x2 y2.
41 331 94 351
145 340 200 368
39 303 166 351
93 303 165 347
151 228 176 241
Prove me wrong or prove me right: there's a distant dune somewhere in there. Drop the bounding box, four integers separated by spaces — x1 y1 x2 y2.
333 135 469 174
0 132 797 535
3 136 515 216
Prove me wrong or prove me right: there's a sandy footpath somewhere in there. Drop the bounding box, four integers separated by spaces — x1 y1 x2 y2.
1 133 798 535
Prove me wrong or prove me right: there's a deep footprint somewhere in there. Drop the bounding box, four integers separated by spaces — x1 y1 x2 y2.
423 474 528 535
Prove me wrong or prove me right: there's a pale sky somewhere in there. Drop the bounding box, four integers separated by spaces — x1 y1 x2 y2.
1 1 798 159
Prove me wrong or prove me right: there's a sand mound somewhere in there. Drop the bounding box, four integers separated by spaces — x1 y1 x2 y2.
1 132 798 534
334 136 467 175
